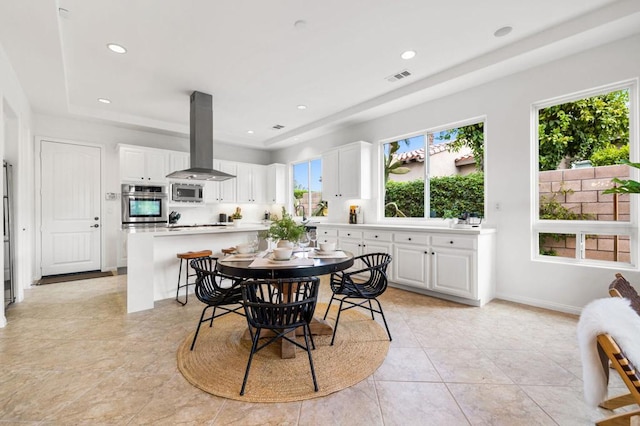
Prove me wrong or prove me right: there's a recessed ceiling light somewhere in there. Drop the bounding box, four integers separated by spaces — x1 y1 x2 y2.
97 98 111 104
247 130 254 134
107 43 127 54
401 50 416 60
494 26 512 37
297 105 307 110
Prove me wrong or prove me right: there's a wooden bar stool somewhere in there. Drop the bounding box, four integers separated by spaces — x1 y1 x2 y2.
176 250 212 305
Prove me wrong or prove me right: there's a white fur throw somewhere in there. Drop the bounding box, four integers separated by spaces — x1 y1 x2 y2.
577 297 640 406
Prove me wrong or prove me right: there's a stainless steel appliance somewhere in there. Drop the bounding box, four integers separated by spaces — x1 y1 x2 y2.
166 91 235 181
4 161 15 307
171 182 204 203
121 184 168 227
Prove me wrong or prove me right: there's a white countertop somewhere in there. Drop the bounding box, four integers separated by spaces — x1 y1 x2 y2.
315 222 495 235
124 224 269 236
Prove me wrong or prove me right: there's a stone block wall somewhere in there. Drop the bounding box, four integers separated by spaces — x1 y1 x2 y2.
539 164 631 262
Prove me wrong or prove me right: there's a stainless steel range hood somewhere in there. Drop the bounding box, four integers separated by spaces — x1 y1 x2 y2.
166 91 236 181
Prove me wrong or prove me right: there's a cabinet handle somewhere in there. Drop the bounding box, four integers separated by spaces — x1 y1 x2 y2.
424 251 428 254
374 235 378 238
408 237 412 241
432 252 435 255
450 241 454 244
347 233 351 236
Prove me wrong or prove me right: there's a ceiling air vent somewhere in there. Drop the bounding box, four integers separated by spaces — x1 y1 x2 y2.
272 124 285 130
386 69 412 82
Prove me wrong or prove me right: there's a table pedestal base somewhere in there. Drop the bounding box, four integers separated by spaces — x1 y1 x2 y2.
242 316 334 359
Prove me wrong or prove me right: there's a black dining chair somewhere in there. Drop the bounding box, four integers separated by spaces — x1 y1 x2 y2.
189 257 244 351
323 252 393 345
240 277 320 396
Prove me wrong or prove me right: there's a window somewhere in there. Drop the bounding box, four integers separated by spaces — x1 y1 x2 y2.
382 120 485 219
292 158 326 217
534 82 637 265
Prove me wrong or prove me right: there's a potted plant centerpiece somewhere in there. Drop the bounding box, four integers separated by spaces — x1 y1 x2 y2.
268 207 306 248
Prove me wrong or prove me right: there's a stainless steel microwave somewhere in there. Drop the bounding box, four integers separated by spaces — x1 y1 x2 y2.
171 183 204 203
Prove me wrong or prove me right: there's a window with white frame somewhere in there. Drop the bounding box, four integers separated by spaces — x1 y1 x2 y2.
534 81 637 266
292 158 326 217
381 120 485 219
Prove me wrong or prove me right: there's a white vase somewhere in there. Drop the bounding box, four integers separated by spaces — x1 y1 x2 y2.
233 219 242 227
277 239 294 248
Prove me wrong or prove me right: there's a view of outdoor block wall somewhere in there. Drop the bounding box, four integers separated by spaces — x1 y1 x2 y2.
539 164 630 262
295 192 324 216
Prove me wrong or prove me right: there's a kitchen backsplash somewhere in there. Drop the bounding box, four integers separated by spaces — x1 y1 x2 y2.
170 203 284 225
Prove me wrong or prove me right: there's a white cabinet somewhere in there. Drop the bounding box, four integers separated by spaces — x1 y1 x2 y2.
236 163 267 203
204 160 237 203
338 229 393 275
319 225 495 306
430 236 475 299
392 232 430 289
322 141 371 201
169 151 190 173
392 231 493 304
119 146 169 183
316 227 338 245
266 163 286 204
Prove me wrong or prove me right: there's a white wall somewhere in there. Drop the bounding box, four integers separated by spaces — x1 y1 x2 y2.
272 34 640 314
0 43 34 326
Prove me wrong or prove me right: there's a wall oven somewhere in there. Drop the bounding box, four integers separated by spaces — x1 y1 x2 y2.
121 184 168 228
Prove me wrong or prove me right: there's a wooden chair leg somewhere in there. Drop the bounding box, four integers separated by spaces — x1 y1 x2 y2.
596 408 640 426
599 393 637 410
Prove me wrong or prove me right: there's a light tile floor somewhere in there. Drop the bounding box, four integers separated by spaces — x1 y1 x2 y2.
0 274 632 425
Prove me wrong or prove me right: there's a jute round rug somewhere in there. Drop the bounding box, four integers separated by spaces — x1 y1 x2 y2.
177 303 390 402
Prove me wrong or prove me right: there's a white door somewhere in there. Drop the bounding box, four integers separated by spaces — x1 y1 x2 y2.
41 141 101 276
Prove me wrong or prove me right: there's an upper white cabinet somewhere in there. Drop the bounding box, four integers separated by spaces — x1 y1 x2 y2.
169 151 190 173
266 163 286 204
236 163 267 203
204 160 237 203
119 145 169 183
322 141 371 201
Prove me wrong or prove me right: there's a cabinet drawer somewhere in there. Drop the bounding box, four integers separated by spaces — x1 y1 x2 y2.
363 230 392 242
394 232 429 246
432 236 476 250
317 228 338 237
339 230 362 239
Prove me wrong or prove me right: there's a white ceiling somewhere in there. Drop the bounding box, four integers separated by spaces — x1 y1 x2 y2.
1 0 639 150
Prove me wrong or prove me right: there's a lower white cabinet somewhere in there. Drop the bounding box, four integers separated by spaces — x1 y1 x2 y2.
318 224 495 306
316 227 338 245
392 243 429 289
338 229 392 275
430 236 475 299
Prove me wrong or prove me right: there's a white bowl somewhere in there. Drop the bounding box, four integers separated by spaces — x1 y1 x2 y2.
273 247 293 260
236 243 253 254
319 242 336 252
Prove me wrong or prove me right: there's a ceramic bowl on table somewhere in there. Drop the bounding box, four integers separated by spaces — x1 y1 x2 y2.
319 242 336 252
273 247 293 260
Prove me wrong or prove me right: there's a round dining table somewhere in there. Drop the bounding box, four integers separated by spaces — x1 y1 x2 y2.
216 250 354 279
216 250 355 358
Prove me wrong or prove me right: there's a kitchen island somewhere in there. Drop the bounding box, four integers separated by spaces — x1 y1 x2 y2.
125 224 268 313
